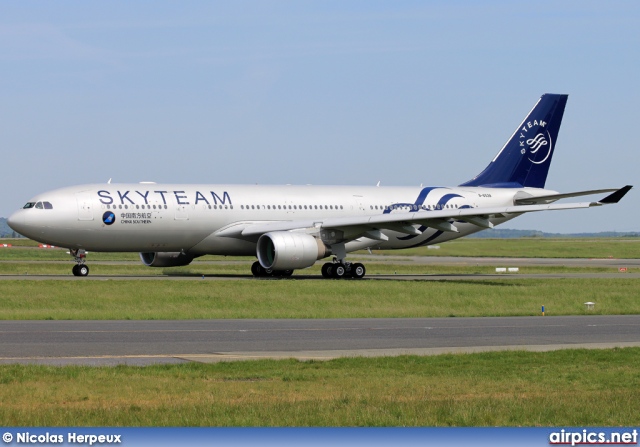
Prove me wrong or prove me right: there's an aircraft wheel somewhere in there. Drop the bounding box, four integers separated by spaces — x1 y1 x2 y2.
332 263 346 279
280 270 293 277
321 263 333 278
351 263 366 279
77 265 89 277
72 265 79 276
251 261 262 277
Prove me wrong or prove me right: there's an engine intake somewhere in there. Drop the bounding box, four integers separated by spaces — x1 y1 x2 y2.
139 252 194 267
257 232 327 270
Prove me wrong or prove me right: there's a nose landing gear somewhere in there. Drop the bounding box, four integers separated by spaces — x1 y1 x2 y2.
70 249 89 277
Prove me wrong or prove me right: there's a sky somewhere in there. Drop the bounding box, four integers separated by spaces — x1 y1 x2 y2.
0 1 638 233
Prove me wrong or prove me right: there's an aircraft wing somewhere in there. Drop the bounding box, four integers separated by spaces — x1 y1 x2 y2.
235 185 632 239
513 187 628 205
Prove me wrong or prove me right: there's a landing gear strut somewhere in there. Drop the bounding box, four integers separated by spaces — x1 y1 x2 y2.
321 261 366 279
70 249 89 277
251 261 293 278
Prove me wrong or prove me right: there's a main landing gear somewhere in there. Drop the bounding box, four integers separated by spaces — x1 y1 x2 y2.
251 261 293 278
70 249 90 277
249 260 366 279
321 261 366 279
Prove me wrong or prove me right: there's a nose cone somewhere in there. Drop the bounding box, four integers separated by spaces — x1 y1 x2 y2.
7 210 25 235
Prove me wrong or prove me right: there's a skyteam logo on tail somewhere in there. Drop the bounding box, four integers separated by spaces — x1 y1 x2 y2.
527 133 547 151
519 119 552 165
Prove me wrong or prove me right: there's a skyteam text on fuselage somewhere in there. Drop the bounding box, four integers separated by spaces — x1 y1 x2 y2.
7 94 632 278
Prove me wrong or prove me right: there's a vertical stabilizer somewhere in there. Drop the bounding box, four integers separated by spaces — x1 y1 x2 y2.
460 94 568 188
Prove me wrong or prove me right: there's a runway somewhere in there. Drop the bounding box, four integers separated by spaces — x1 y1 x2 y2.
0 273 638 281
1 316 639 366
3 254 640 268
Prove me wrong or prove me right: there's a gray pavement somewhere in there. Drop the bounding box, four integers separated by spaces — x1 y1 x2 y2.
1 316 639 365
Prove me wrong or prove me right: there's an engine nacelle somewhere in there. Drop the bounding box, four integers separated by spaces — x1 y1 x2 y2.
139 252 194 268
257 232 327 270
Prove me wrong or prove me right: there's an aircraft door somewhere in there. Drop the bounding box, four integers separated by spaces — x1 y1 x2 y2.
175 205 189 220
352 195 366 213
76 192 94 221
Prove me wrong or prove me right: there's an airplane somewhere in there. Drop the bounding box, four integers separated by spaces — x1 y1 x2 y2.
7 94 632 279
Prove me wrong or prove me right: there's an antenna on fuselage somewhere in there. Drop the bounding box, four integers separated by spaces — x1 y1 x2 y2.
376 181 380 187
107 178 112 184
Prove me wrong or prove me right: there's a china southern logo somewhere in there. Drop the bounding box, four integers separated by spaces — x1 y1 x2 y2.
518 119 552 165
102 211 116 225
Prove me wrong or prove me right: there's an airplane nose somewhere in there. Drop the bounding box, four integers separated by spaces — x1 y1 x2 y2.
7 211 25 235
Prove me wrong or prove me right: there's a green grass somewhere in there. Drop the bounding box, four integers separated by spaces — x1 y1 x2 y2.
0 278 638 319
1 348 639 426
1 237 639 261
365 237 640 258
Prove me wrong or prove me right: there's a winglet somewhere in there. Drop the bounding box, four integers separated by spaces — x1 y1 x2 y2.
598 185 633 204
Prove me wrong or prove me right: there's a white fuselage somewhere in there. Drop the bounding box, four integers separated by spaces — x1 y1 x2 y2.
8 183 553 255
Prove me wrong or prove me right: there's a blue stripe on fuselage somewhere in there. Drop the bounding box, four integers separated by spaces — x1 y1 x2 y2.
397 193 463 241
383 186 444 214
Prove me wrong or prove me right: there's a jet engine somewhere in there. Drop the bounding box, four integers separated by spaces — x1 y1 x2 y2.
257 232 327 270
139 252 194 267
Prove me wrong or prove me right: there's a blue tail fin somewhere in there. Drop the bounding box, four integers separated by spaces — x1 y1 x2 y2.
460 94 568 189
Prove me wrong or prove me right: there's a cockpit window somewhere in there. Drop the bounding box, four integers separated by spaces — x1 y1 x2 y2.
29 201 53 210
